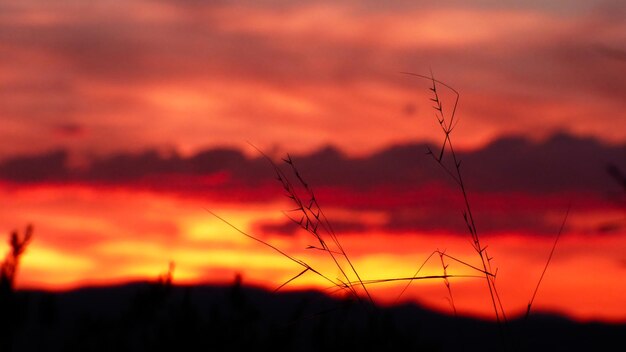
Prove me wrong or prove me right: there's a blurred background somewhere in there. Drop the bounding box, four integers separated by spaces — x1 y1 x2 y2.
0 0 624 321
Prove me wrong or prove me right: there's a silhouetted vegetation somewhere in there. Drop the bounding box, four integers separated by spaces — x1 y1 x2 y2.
1 225 33 352
2 279 625 351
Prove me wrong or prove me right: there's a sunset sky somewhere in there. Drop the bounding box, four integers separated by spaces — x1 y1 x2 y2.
0 0 625 322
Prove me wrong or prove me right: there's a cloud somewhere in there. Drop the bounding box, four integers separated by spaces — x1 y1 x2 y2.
463 133 626 193
0 0 624 159
0 133 623 203
0 150 69 182
52 123 86 137
252 204 571 237
254 218 368 237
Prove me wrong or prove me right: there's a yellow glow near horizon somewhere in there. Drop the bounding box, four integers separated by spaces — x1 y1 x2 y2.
22 246 94 272
1 183 625 322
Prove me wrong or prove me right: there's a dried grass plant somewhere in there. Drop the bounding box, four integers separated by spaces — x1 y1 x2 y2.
210 72 570 341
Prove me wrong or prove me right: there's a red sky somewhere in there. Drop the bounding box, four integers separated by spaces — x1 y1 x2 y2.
0 0 625 322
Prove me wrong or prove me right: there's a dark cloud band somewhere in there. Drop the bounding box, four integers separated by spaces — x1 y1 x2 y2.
0 133 623 196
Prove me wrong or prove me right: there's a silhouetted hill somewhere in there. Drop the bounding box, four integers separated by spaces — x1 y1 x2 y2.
3 281 624 351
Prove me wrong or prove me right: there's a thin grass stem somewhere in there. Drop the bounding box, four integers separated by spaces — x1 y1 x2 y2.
526 204 572 319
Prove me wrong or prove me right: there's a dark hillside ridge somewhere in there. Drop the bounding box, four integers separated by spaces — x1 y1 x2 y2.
3 281 624 352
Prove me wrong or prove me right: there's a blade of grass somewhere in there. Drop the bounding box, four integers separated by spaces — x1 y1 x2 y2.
526 204 571 319
404 71 506 323
205 209 344 293
248 143 373 306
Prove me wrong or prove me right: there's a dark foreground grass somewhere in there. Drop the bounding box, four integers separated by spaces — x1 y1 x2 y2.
3 280 625 352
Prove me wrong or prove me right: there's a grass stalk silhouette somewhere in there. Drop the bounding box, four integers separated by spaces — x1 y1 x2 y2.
0 224 33 352
267 150 373 305
208 147 462 308
205 209 341 293
210 72 571 340
401 71 506 323
1 224 33 293
526 204 571 319
210 145 382 308
438 249 457 316
209 73 509 315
